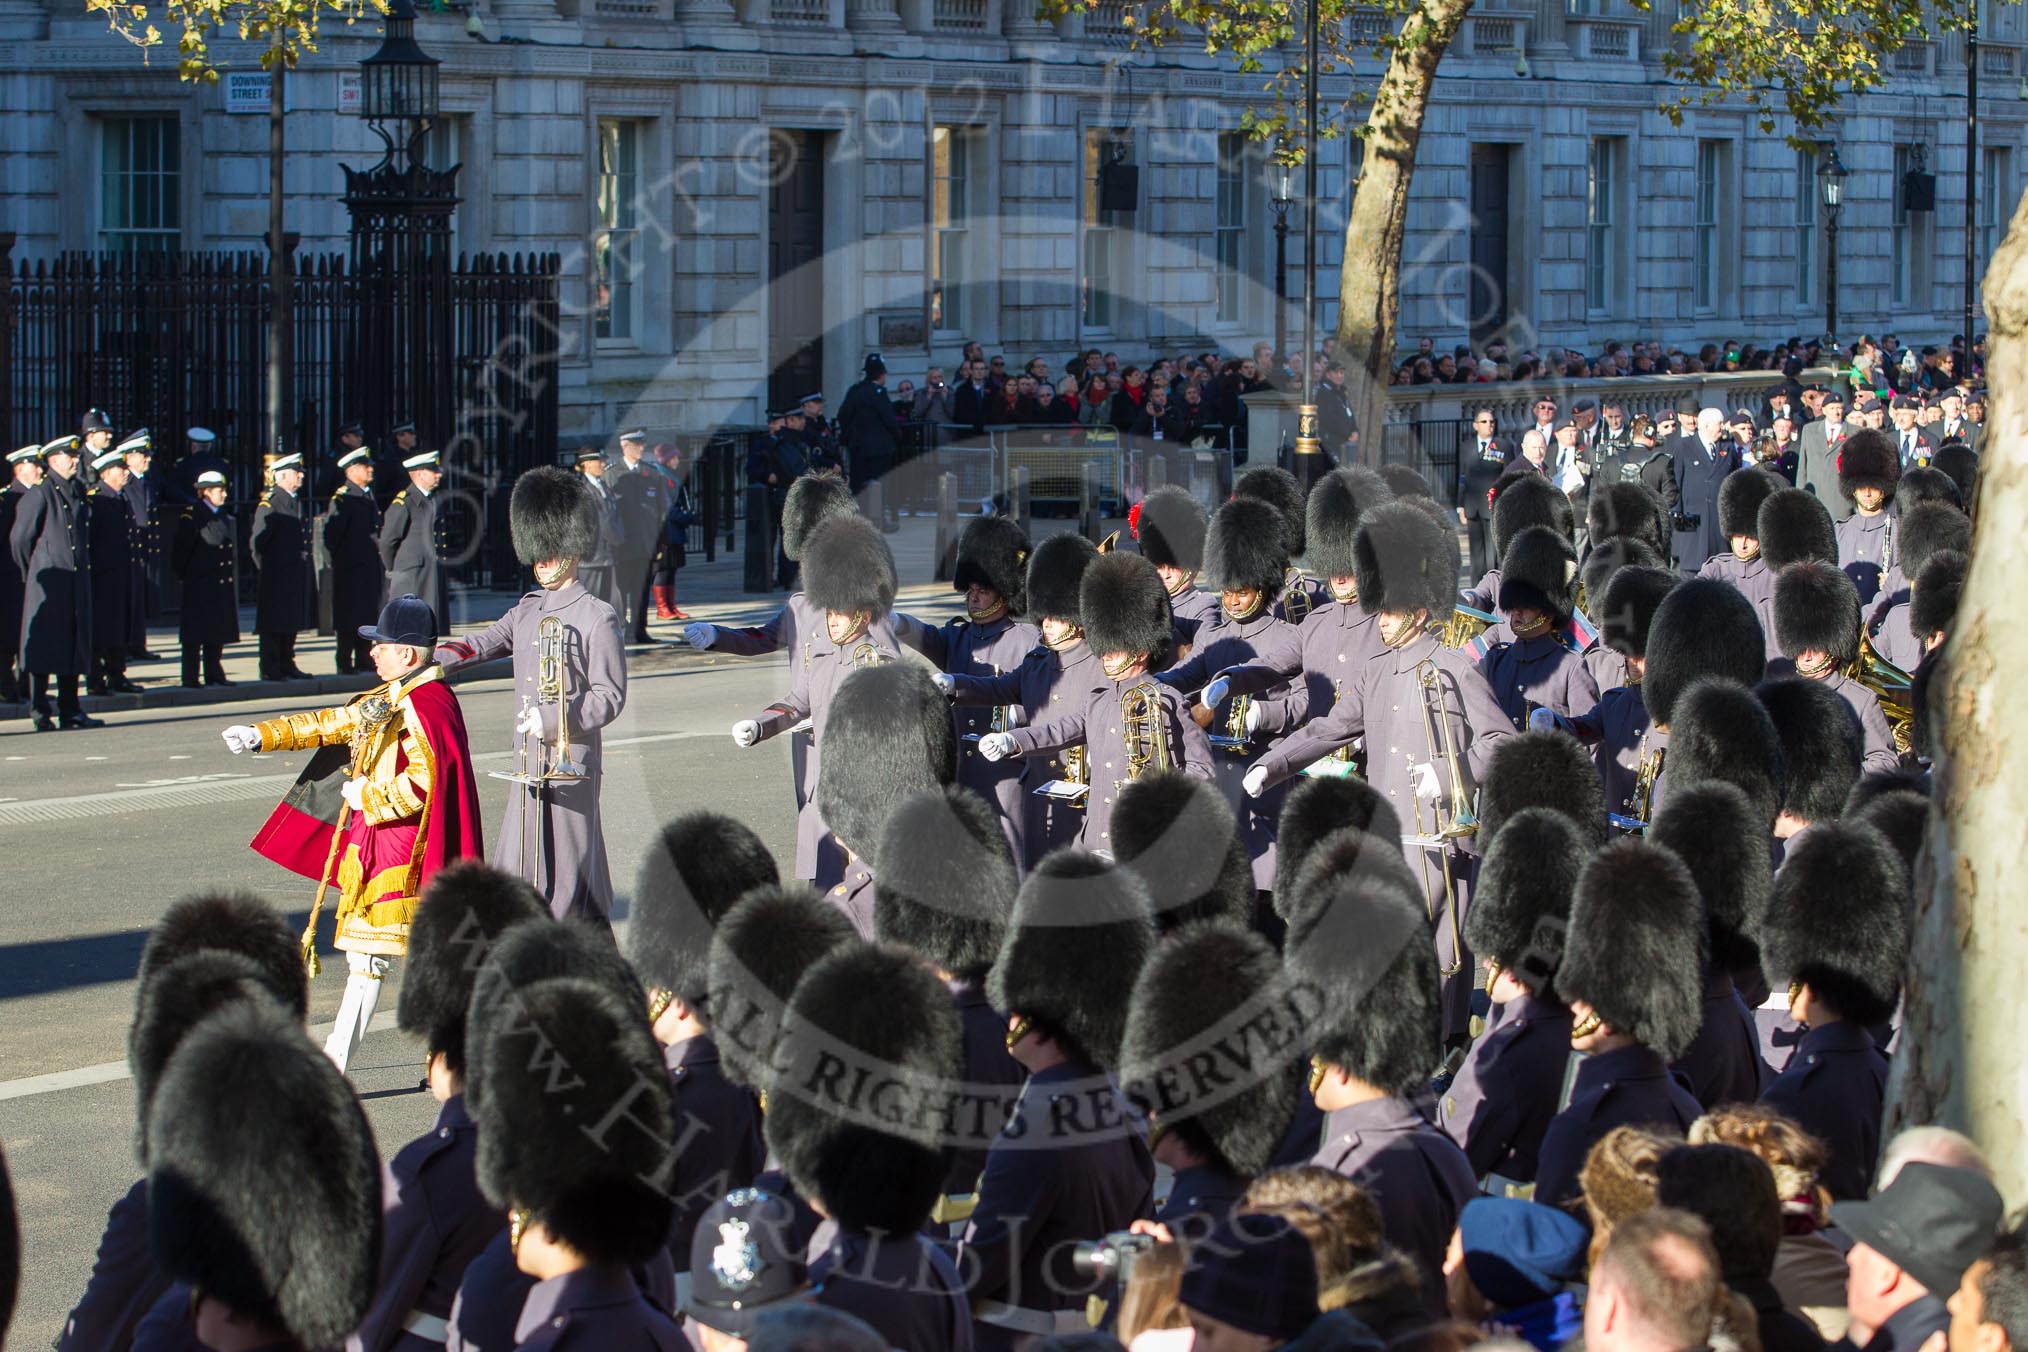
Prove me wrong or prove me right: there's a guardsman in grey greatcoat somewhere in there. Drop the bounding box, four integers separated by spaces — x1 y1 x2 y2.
1476 525 1599 728
251 452 316 681
12 435 101 728
327 446 385 675
1232 465 1330 623
1697 468 1786 661
1772 560 1901 775
1834 429 1902 607
380 449 450 630
1134 485 1216 649
0 444 42 702
171 470 239 690
85 444 146 694
437 468 629 926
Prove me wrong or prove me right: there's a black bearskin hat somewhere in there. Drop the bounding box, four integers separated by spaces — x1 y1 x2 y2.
473 976 675 1265
1774 560 1861 665
1849 787 1929 888
1717 468 1785 541
1929 443 1980 511
801 514 898 618
1284 869 1439 1098
1233 465 1308 556
1379 463 1434 499
397 861 549 1074
1911 550 1969 642
1277 825 1423 950
1027 531 1100 626
1757 489 1839 570
1643 579 1767 727
147 1000 381 1349
461 916 644 1119
1476 729 1609 848
1136 486 1208 572
1896 466 1963 513
1497 525 1581 622
708 885 858 1092
1204 496 1292 595
767 943 960 1236
817 663 957 869
988 849 1157 1071
1761 823 1907 1026
129 951 294 1165
1838 429 1902 503
510 466 600 567
1492 473 1576 557
1646 782 1769 974
1305 467 1394 580
627 814 780 1007
137 890 306 1019
953 515 1032 614
1273 776 1402 902
781 471 857 562
1556 840 1707 1060
1598 565 1679 662
1587 480 1668 559
1354 500 1458 621
1754 677 1862 825
1081 551 1174 660
1582 538 1664 617
1121 920 1302 1177
1468 806 1588 1000
874 786 1019 981
1898 502 1972 585
1665 677 1787 830
1111 771 1255 934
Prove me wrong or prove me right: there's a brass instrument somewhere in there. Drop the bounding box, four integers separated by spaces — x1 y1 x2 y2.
1281 570 1314 625
1208 693 1253 755
1096 529 1121 554
1609 743 1665 834
1851 629 1915 756
851 639 886 668
1120 679 1174 782
1408 658 1478 978
1443 604 1497 650
488 615 587 884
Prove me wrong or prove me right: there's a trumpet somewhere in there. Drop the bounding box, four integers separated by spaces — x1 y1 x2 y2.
489 615 586 884
1851 628 1914 756
1121 679 1174 782
1409 658 1477 978
1609 743 1665 834
1208 693 1253 755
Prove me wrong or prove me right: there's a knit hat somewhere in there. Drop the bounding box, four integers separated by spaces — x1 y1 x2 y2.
1178 1212 1321 1342
1459 1197 1590 1308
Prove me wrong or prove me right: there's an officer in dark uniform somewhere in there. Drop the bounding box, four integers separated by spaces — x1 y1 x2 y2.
681 1189 814 1344
609 427 668 642
163 426 228 509
799 392 843 473
116 431 161 653
1532 840 1706 1211
328 418 365 499
749 411 812 590
572 446 624 611
85 445 146 694
1458 409 1509 578
837 354 903 528
326 445 385 675
379 449 449 629
384 419 420 503
171 470 239 688
0 444 41 702
10 435 100 729
1758 821 1904 1201
250 452 316 681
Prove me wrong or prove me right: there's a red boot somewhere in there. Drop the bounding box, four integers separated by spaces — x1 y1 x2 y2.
653 584 679 621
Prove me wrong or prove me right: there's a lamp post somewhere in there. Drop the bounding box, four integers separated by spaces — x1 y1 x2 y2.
1292 0 1322 486
1270 146 1294 373
1818 142 1848 344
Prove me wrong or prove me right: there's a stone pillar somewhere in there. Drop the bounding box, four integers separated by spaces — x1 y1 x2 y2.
846 0 904 32
675 0 736 18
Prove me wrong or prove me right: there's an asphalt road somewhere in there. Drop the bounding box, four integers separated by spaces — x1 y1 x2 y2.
0 641 811 1345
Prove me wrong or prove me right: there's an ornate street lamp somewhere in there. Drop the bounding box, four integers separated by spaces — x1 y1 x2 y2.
1270 144 1295 372
1818 142 1848 343
360 0 442 169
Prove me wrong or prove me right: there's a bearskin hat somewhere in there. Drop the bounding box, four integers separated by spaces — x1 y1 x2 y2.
1757 489 1839 570
953 515 1032 614
1026 531 1100 626
817 663 956 868
1233 465 1308 556
1838 429 1902 503
1754 677 1863 825
1354 500 1458 622
461 915 644 1119
129 951 294 1164
1597 565 1679 662
874 786 1019 981
988 849 1157 1072
1081 551 1174 660
1476 729 1609 849
1492 473 1576 557
1284 869 1439 1098
1761 823 1907 1026
1587 480 1668 559
1929 443 1980 510
1110 771 1255 933
394 862 549 1075
1582 538 1664 618
1120 920 1302 1177
1849 787 1928 887
1717 468 1785 541
147 1000 381 1349
1896 466 1963 513
1911 550 1969 642
1899 502 1973 584
1664 677 1786 830
1305 467 1394 581
1136 486 1208 572
1204 496 1292 595
801 514 898 618
781 471 857 562
1497 526 1581 623
510 466 600 567
474 975 675 1265
767 943 960 1236
707 885 858 1092
1467 807 1589 1000
1642 580 1768 727
627 814 780 1008
1273 776 1402 902
137 890 306 1019
1646 782 1769 974
1556 841 1707 1061
1773 560 1861 665
1278 825 1423 950
1378 463 1434 499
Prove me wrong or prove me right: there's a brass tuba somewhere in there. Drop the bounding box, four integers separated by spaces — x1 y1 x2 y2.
1442 604 1497 650
1851 629 1914 756
1120 679 1174 782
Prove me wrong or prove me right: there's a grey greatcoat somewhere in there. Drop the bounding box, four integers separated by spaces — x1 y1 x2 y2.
380 485 449 628
918 614 1043 860
950 638 1104 867
437 580 628 922
11 473 93 674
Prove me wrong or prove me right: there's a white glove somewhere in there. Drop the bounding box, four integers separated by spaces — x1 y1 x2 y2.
978 732 1016 762
221 724 259 755
1243 765 1270 799
731 720 761 749
932 673 957 698
1243 701 1263 735
515 704 545 738
1411 762 1442 800
684 623 715 650
1527 707 1559 734
1202 676 1232 710
341 777 367 812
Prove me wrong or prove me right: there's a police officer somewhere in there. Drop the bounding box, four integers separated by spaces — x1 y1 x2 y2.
1457 409 1508 579
837 353 903 529
0 444 41 703
609 427 669 641
116 430 161 655
681 1190 815 1346
164 426 228 508
85 444 146 695
799 392 843 473
171 470 238 689
327 445 384 675
572 446 623 610
10 435 100 730
379 449 449 628
251 452 315 681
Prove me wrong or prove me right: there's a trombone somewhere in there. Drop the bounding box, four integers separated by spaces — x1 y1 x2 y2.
1121 679 1175 781
1406 658 1477 978
488 614 586 883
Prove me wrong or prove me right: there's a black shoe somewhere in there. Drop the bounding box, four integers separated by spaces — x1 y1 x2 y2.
206 677 235 688
132 649 158 662
30 712 56 732
110 679 146 694
60 713 105 730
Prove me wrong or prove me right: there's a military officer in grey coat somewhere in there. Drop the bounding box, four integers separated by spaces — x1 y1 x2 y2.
436 468 629 925
11 436 101 729
327 446 385 675
379 449 449 630
251 452 316 681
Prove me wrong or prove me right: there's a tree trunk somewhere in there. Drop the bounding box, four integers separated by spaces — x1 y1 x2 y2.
1882 182 2028 1207
1335 0 1473 470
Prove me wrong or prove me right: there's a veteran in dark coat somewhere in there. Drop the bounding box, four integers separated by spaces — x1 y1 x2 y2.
11 436 97 726
609 430 669 641
170 473 240 687
1668 412 1743 575
327 446 386 675
380 450 450 629
251 453 316 681
86 447 146 694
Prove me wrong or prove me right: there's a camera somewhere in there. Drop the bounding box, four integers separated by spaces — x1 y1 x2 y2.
1071 1231 1157 1287
1670 513 1701 532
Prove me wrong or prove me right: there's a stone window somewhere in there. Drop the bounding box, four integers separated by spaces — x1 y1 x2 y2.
595 118 642 343
1982 146 2009 276
1084 130 1132 331
99 115 180 253
931 125 972 333
1586 136 1623 314
1694 138 1723 312
1215 131 1250 326
1794 145 1816 308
